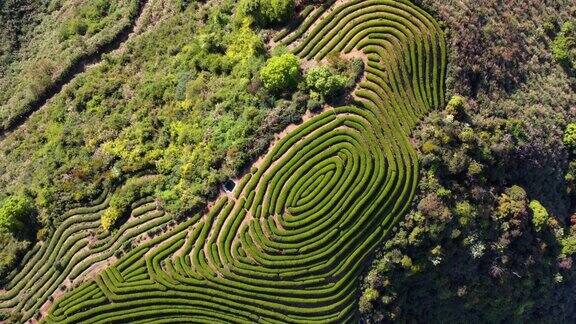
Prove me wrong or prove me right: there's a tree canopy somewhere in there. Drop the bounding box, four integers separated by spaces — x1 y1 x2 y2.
564 123 576 151
239 0 295 26
304 66 348 99
260 53 300 93
0 195 35 234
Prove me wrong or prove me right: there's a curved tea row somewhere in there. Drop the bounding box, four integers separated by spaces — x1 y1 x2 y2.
44 0 446 322
0 191 171 322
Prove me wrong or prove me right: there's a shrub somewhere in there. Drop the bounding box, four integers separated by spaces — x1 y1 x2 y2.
551 21 575 68
36 227 49 241
101 176 158 230
176 0 194 11
421 140 438 154
529 200 549 231
467 161 483 177
563 123 576 151
260 53 300 93
306 91 324 111
542 21 557 36
54 261 65 272
0 194 35 234
359 288 379 313
101 207 121 231
304 66 348 100
0 232 30 276
446 95 465 116
59 18 86 41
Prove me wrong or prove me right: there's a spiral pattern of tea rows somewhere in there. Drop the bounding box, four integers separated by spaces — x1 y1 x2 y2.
45 0 446 322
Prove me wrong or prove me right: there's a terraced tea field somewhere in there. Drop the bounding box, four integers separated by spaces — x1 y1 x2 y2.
0 0 446 322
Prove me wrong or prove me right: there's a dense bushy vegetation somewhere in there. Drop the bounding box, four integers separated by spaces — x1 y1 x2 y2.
361 0 576 321
0 0 143 132
0 0 44 69
0 194 37 276
101 176 158 230
238 0 295 26
361 99 576 322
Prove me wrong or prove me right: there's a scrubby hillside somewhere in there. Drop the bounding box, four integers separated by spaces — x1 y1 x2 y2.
360 0 576 322
0 0 149 134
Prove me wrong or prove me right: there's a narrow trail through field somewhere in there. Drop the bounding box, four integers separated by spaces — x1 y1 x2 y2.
0 0 151 142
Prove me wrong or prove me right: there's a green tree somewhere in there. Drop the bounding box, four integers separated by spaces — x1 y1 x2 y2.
563 123 576 151
529 200 549 231
101 207 121 231
0 195 35 234
260 53 300 93
495 185 528 220
551 21 575 68
561 234 576 255
305 66 348 99
446 94 465 117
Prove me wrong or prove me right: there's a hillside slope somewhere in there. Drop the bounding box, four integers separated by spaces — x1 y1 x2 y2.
0 0 575 323
360 0 576 322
